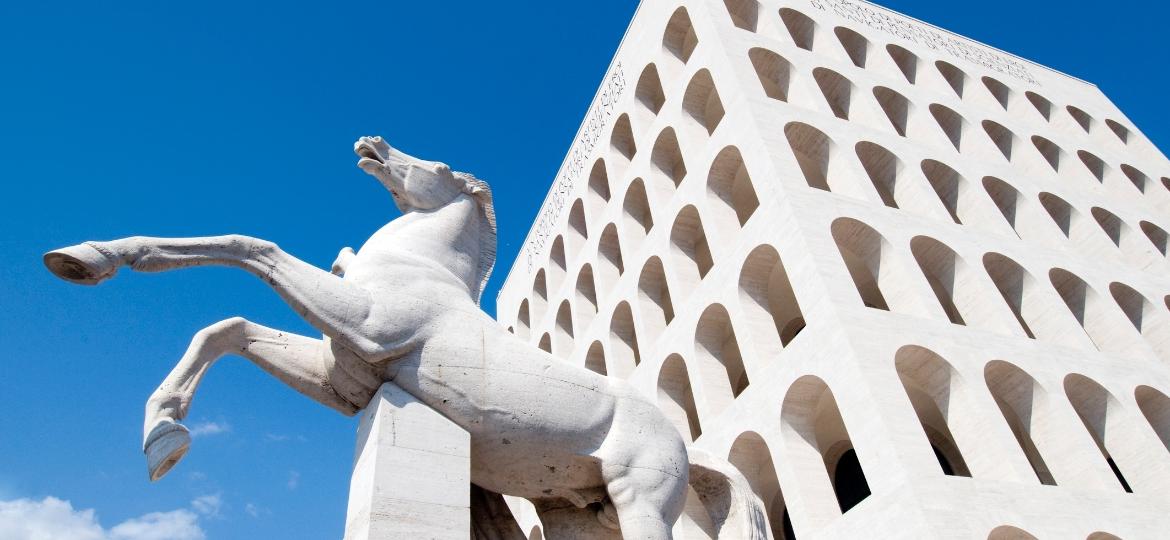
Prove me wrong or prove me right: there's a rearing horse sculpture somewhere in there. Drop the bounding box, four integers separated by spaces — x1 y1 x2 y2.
45 136 769 539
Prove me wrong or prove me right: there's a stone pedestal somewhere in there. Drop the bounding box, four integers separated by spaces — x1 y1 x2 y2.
344 382 470 540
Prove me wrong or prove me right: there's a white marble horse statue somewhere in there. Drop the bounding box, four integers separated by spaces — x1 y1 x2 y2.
44 136 769 539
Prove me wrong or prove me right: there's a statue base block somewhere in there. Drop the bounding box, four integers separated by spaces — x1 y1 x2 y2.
344 382 470 540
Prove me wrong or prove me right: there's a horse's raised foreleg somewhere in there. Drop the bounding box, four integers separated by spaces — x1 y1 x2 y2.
45 236 397 359
144 316 377 481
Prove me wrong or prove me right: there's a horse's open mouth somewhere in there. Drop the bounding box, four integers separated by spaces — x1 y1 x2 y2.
355 143 385 164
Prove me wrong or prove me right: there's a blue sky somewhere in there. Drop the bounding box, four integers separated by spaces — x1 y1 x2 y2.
0 1 1165 538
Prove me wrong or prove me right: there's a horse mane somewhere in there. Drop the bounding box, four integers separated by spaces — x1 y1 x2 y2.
454 171 495 305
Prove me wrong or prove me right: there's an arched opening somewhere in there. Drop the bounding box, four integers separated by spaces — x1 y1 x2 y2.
921 159 966 224
1135 385 1170 452
1038 192 1075 238
538 333 552 354
856 141 902 209
896 346 972 477
587 159 611 217
567 199 588 257
695 304 748 412
872 86 912 137
548 236 567 292
1091 207 1126 248
621 179 654 247
886 44 918 83
728 432 793 540
664 7 698 63
682 69 724 135
749 48 794 102
1025 91 1053 121
983 177 1023 234
935 60 967 98
637 256 675 342
1078 150 1108 183
516 299 531 341
650 128 688 187
812 67 855 120
739 244 805 352
784 122 835 192
984 360 1056 485
1050 268 1128 352
781 376 871 514
1031 135 1065 171
1110 281 1170 359
779 8 817 51
1066 105 1094 133
1120 164 1150 193
1105 119 1131 144
929 103 967 152
610 113 636 162
609 302 641 375
1086 533 1122 540
657 354 702 441
982 120 1016 161
909 236 968 326
574 264 598 331
532 269 548 327
987 525 1038 540
597 223 624 292
554 300 574 358
723 0 759 31
983 253 1045 339
982 76 1011 110
831 218 891 311
856 141 907 209
584 341 607 376
1064 374 1133 492
706 146 759 231
1140 221 1168 256
634 64 666 119
834 26 869 67
669 206 715 291
528 525 543 540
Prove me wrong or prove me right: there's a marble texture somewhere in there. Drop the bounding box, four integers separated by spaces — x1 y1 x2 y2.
44 135 770 539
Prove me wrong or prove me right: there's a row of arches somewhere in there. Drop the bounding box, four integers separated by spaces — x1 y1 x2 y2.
672 375 870 539
726 3 1139 155
520 242 806 380
516 145 766 334
784 118 1170 267
663 344 1169 538
831 216 1170 361
774 75 1163 216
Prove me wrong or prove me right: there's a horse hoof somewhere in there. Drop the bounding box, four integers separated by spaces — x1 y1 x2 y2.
43 243 118 285
144 421 190 482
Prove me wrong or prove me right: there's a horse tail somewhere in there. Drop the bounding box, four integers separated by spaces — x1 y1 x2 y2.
687 447 772 540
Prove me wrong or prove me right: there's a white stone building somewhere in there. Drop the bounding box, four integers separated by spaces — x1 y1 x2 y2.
494 1 1170 538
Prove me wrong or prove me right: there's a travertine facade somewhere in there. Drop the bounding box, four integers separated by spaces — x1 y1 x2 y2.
496 1 1170 538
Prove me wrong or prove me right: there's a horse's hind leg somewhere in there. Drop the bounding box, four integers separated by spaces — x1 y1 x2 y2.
601 462 688 539
45 235 398 359
144 317 378 481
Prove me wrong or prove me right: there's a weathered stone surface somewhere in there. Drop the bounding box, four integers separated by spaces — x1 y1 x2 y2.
345 383 470 540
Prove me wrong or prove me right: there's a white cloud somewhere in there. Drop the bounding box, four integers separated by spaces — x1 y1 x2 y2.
0 497 206 540
0 498 104 540
190 494 222 519
108 510 203 540
286 470 300 491
188 421 230 438
243 503 264 518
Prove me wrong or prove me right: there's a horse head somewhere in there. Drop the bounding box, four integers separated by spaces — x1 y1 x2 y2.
355 136 465 213
354 135 497 305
